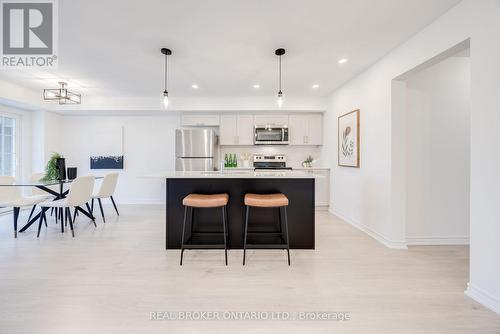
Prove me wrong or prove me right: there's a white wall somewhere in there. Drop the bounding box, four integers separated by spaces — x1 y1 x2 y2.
404 56 470 244
58 114 180 204
321 0 500 313
31 110 63 173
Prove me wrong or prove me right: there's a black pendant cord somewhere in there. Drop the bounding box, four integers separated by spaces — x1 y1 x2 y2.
164 54 168 94
278 54 282 94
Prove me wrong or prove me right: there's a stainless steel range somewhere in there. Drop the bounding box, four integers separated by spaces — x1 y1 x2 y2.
253 154 292 170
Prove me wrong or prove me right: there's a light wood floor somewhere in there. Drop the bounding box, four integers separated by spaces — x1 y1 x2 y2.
0 205 498 333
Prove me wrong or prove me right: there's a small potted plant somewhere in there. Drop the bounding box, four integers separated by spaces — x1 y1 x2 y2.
302 155 315 168
41 152 66 181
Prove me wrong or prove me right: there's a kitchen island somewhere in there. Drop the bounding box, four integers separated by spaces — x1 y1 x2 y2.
161 170 318 249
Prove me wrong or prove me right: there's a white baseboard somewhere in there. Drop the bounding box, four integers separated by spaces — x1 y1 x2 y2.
465 283 500 315
330 208 407 249
406 236 469 245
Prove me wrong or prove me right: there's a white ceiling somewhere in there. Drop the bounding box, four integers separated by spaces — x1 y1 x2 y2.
0 0 460 102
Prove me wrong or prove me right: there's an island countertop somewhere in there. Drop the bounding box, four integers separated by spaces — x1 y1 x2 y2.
145 170 324 179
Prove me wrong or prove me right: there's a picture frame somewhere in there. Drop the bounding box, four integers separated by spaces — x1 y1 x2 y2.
338 109 360 168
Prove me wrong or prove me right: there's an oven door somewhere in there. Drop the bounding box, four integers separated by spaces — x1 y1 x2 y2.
254 127 288 145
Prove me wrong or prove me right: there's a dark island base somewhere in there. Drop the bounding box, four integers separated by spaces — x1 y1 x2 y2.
166 178 315 249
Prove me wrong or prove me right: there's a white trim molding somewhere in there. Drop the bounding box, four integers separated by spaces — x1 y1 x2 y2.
330 208 408 249
406 236 469 245
465 283 500 315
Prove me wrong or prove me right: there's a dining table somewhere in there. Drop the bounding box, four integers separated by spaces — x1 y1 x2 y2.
0 177 102 233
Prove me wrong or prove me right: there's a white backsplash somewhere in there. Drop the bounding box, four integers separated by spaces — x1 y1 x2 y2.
220 146 323 168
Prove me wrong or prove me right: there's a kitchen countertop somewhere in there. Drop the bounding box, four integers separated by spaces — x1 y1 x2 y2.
221 166 330 171
145 170 324 179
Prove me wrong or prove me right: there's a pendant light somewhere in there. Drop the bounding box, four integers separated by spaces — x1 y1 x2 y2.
275 48 285 108
161 48 172 109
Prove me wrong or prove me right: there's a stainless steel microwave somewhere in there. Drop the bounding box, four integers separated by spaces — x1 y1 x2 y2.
254 125 289 145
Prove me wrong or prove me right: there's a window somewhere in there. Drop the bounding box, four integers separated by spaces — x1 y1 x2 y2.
0 115 17 176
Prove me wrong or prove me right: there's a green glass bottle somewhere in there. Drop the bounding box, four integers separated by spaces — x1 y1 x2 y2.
224 154 228 168
233 154 237 167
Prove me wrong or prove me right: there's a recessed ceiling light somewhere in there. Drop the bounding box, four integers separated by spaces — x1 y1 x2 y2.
312 84 320 89
191 84 198 89
338 58 348 64
253 84 260 89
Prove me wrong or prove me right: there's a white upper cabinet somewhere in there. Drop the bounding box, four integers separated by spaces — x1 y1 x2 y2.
253 115 289 126
181 114 220 127
237 115 255 145
219 115 238 145
306 114 323 145
289 114 323 145
219 114 254 145
289 115 307 145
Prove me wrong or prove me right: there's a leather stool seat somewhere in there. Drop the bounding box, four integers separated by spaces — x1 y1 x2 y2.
244 193 289 207
182 193 229 208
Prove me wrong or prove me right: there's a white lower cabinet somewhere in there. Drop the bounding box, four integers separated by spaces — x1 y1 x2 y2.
299 169 330 209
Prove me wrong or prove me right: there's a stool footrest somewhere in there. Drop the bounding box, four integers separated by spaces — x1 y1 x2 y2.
183 244 226 249
247 232 282 236
190 232 224 236
245 243 289 249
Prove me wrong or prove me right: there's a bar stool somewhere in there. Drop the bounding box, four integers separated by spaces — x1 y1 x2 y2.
243 193 290 265
180 193 229 265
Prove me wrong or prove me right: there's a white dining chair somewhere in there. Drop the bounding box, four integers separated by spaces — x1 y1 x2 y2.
91 172 119 223
0 176 51 238
37 176 96 238
27 173 57 223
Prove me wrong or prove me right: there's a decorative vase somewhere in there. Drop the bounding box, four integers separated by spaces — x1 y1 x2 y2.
56 158 67 180
67 167 77 180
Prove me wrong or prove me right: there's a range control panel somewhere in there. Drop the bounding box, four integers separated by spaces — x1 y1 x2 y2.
253 154 287 163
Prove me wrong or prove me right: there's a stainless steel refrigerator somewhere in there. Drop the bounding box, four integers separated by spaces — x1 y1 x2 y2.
175 128 218 171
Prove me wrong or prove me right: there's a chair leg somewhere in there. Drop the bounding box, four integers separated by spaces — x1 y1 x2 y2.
222 206 228 266
97 198 105 223
43 212 48 227
91 198 94 214
283 206 290 266
180 206 188 266
65 207 68 227
73 208 77 222
27 205 36 224
66 208 75 238
60 208 64 233
13 207 20 238
86 203 97 227
110 196 119 216
37 208 47 238
243 206 249 265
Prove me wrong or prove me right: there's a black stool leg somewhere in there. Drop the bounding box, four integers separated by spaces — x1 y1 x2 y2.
243 206 249 265
282 206 290 266
180 206 188 265
222 206 228 265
